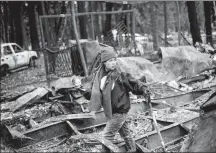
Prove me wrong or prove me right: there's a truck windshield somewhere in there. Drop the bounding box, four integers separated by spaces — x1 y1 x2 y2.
12 45 23 53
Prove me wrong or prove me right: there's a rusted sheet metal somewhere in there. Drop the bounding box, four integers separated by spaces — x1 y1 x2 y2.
2 121 70 149
117 115 199 152
38 113 96 126
152 89 210 107
136 143 151 152
181 115 199 131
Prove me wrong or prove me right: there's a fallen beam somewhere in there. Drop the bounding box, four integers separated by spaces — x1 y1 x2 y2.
117 115 199 152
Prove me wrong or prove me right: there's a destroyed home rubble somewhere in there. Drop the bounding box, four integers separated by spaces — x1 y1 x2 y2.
1 44 216 152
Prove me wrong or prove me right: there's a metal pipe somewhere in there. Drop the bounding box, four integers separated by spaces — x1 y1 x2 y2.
70 1 88 76
175 1 181 45
132 9 137 54
40 10 134 19
147 94 167 152
39 2 50 88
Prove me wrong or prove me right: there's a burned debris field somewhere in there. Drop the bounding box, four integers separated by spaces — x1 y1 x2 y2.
1 43 216 152
1 1 216 152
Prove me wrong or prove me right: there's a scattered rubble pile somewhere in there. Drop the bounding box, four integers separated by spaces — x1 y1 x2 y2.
1 72 215 152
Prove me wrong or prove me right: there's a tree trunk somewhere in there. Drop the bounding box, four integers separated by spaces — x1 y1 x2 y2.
150 2 159 50
28 2 40 50
127 4 132 33
9 1 23 47
41 1 51 46
15 2 24 47
176 1 181 45
21 10 28 50
93 2 101 38
164 1 168 46
103 2 113 36
77 1 88 39
3 2 9 42
100 2 105 36
70 1 88 76
186 1 202 45
55 1 66 41
0 2 3 43
8 2 15 42
87 2 93 39
121 4 128 27
204 1 213 45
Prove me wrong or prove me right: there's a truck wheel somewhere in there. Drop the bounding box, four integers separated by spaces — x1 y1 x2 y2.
29 57 36 68
0 65 9 78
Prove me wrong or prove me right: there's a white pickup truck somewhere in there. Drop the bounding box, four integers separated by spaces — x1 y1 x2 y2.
1 43 38 75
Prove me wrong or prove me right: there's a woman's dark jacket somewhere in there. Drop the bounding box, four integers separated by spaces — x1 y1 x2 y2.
84 72 148 114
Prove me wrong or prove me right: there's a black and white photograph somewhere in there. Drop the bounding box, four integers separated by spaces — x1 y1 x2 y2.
1 0 216 152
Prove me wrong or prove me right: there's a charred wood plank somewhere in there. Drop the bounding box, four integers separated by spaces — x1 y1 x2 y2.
0 87 36 103
11 87 49 112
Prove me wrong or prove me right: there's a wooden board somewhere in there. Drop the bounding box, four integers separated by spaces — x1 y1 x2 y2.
11 87 48 112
